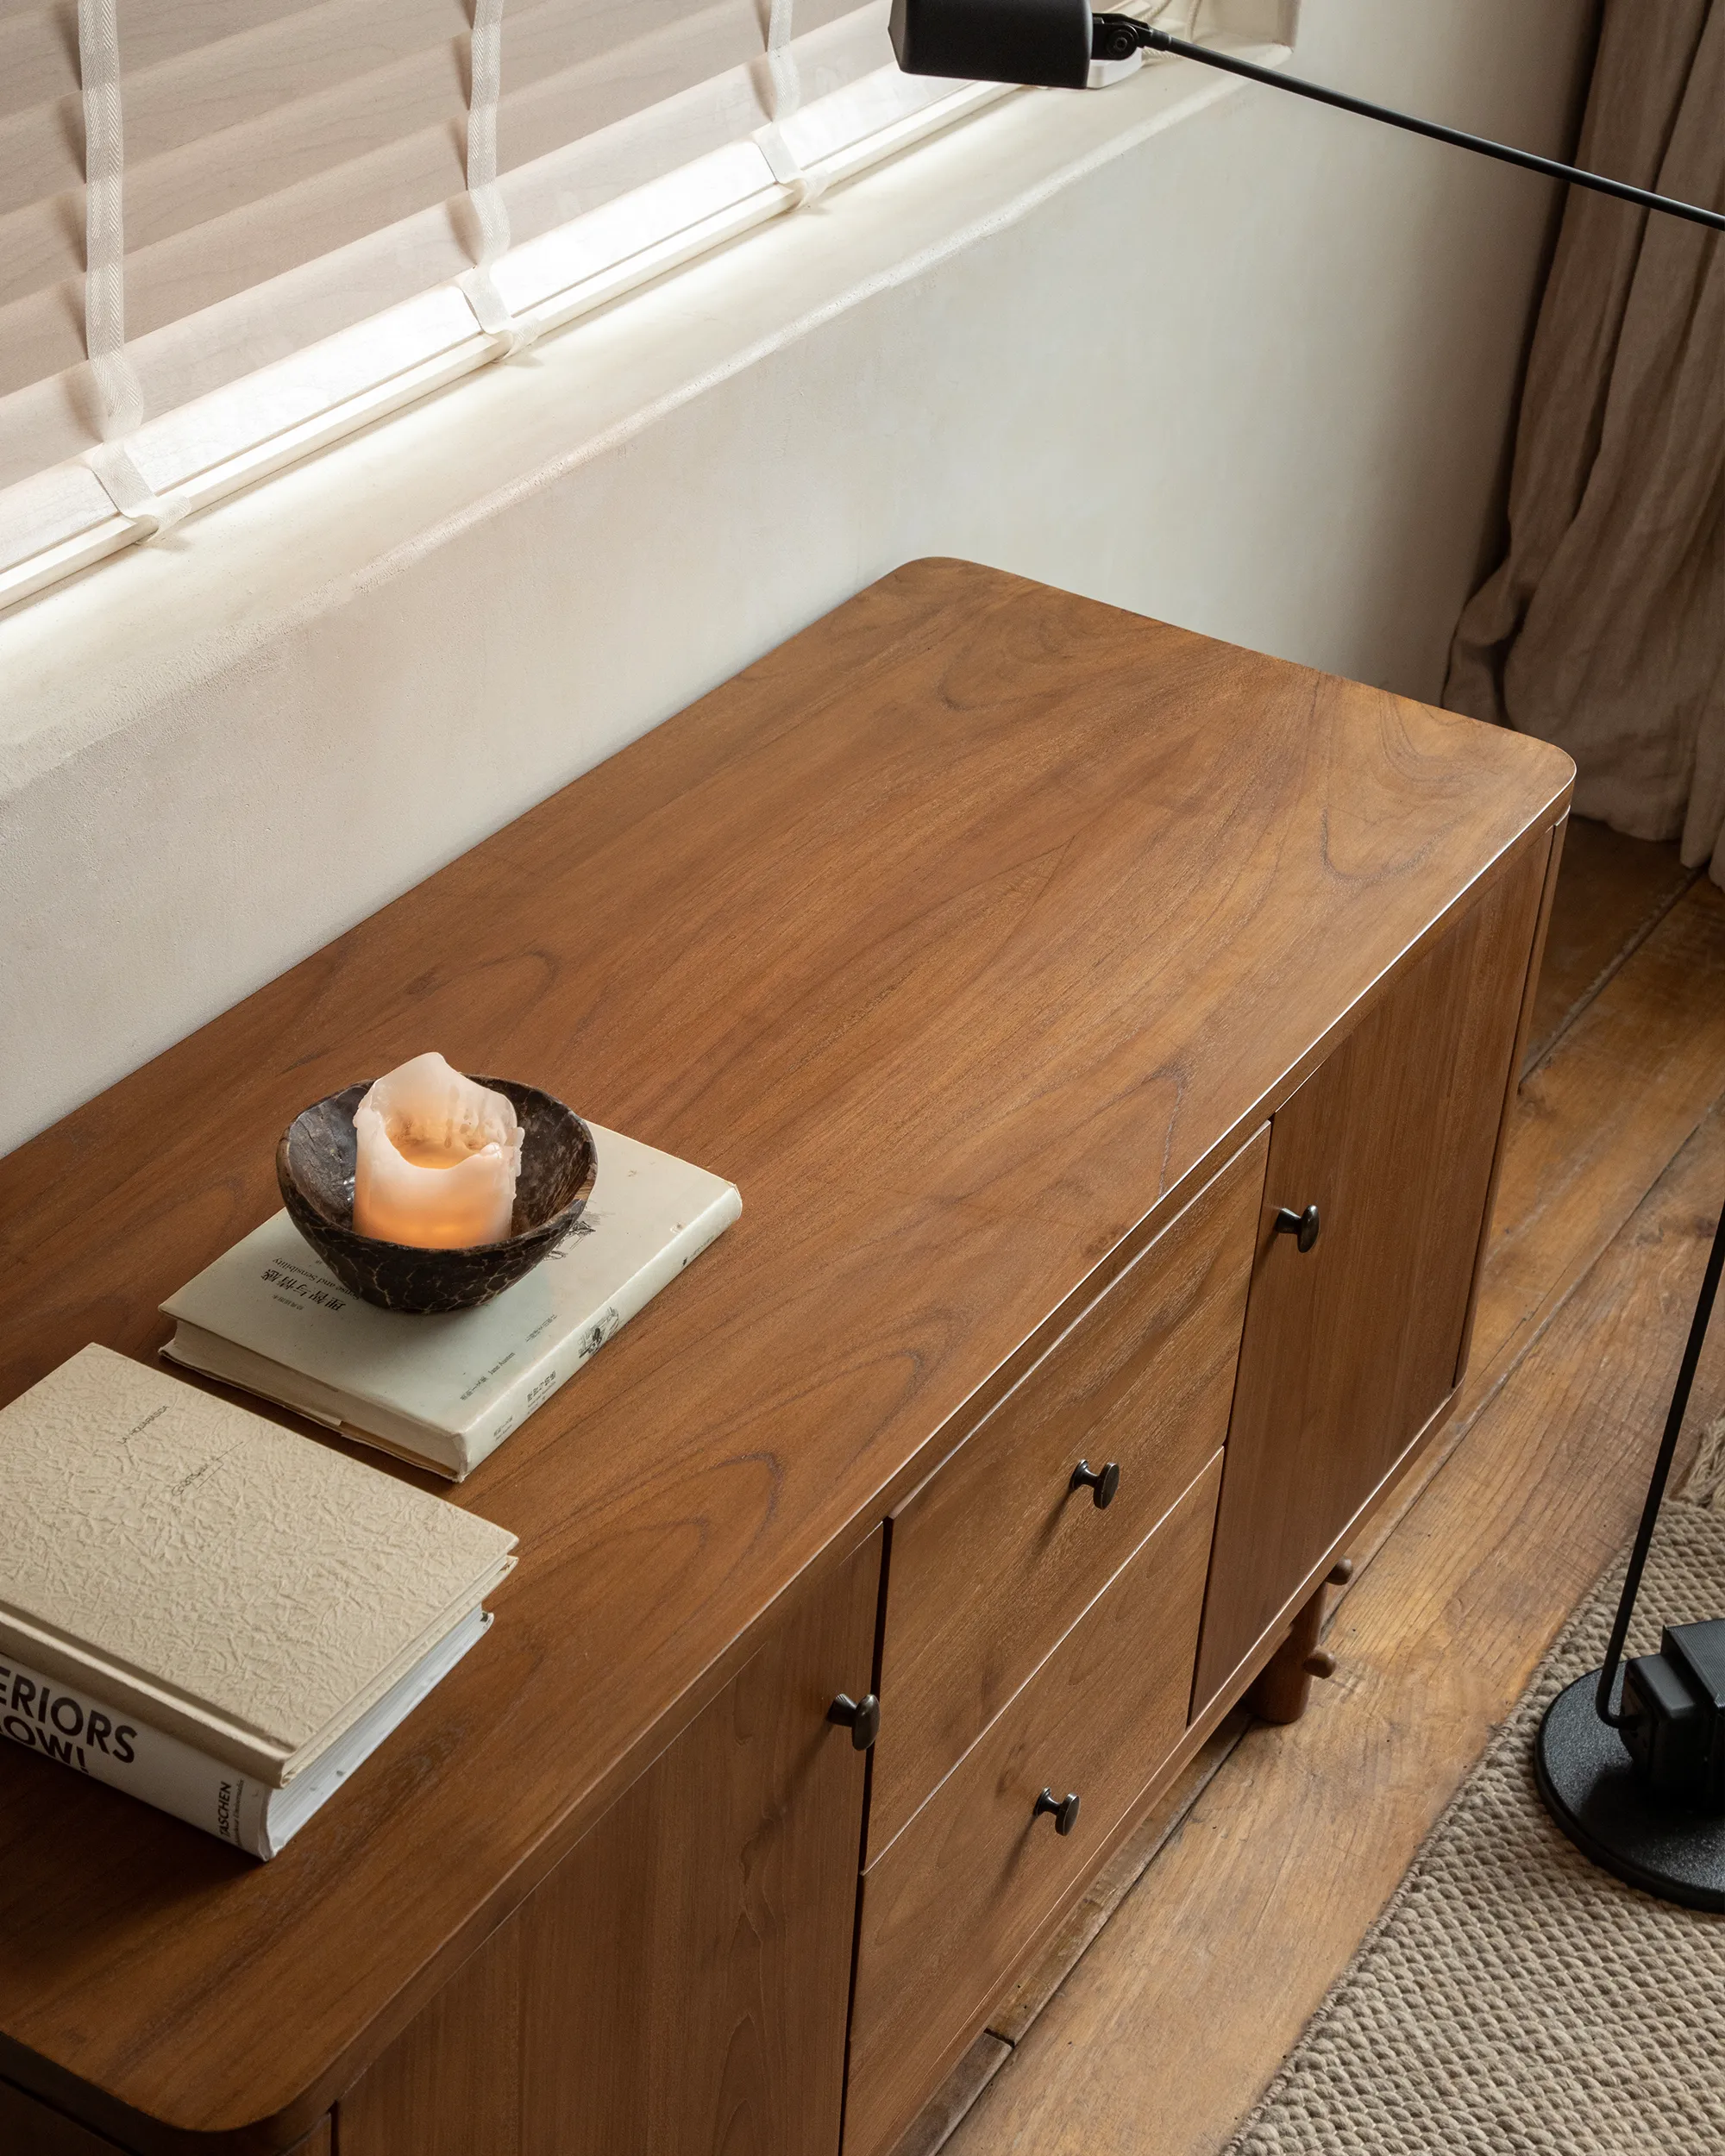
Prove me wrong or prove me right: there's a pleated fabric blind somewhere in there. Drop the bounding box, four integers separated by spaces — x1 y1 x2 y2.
0 0 1017 607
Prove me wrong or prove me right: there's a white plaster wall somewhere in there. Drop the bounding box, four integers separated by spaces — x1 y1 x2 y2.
0 0 1595 1158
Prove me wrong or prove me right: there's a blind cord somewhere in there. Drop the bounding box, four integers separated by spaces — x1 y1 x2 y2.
756 0 827 208
459 0 531 352
78 0 189 536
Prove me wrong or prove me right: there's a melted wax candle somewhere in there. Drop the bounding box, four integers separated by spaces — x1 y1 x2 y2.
353 1053 524 1248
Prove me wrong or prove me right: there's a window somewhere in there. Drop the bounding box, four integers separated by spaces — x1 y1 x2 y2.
0 1 1254 612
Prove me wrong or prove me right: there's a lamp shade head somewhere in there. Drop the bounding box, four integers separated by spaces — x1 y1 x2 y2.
889 0 1095 89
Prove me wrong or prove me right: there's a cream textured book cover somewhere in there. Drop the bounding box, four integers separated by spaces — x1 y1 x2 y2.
0 1345 516 1783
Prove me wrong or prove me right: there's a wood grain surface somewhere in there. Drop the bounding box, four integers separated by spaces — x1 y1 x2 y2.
935 868 1725 2156
870 1126 1264 1858
0 559 1570 2150
1193 840 1548 1708
337 1532 879 2156
848 1455 1223 2156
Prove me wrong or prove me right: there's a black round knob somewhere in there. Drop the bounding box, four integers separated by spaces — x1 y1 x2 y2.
828 1692 880 1751
1033 1787 1082 1836
1274 1203 1321 1253
1094 17 1141 62
1070 1459 1120 1510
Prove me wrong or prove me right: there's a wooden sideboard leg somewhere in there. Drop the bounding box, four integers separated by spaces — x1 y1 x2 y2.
1246 1560 1347 1725
1246 1586 1326 1723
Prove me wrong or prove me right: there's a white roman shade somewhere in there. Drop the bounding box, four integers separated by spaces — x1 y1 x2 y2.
0 0 1015 607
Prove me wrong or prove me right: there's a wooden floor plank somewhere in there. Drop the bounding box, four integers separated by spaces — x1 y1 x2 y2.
1477 876 1725 1396
1522 815 1697 1073
940 1109 1725 2156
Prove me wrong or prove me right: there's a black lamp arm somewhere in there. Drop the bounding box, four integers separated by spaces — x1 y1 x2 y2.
1592 1194 1725 1727
1093 18 1725 234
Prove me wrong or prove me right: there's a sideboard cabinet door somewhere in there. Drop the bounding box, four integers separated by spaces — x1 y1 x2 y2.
338 1529 881 2156
1193 840 1548 1709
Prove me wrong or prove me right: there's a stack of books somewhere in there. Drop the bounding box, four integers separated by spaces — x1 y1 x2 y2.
160 1122 741 1478
0 1124 737 1854
0 1346 516 1858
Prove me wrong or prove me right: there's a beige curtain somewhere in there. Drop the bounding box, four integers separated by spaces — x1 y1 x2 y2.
1445 0 1723 883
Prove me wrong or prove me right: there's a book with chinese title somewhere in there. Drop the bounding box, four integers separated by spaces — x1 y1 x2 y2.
160 1122 741 1478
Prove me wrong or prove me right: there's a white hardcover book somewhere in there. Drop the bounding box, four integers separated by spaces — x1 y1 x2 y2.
160 1123 741 1480
0 1608 490 1859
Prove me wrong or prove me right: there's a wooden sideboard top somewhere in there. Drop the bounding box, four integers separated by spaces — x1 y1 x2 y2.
0 560 1571 2151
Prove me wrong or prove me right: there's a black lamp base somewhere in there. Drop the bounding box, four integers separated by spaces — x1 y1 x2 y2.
1534 1672 1725 1911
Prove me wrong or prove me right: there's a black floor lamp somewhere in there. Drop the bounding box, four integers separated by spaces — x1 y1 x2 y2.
1534 1198 1725 1909
890 0 1725 1908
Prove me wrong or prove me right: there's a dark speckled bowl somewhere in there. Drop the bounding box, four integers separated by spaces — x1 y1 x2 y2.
276 1077 597 1314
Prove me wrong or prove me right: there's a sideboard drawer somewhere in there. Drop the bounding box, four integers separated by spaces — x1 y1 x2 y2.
869 1129 1264 1856
846 1450 1223 2156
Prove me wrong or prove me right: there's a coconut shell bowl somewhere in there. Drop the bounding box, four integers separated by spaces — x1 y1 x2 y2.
276 1078 598 1315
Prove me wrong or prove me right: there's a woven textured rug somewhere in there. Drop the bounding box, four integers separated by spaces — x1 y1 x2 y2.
1228 1429 1725 2156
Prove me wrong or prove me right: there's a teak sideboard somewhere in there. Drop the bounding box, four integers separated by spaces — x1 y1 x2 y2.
0 561 1571 2156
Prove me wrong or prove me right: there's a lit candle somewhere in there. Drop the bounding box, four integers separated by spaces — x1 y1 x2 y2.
352 1053 524 1249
